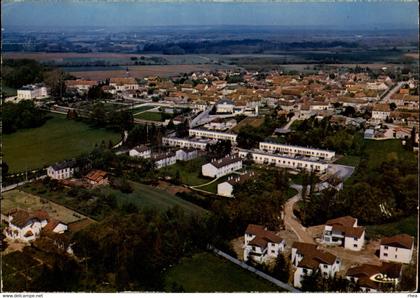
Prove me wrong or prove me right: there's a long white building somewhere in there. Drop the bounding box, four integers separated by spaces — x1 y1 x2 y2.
17 84 48 101
259 142 335 161
189 128 237 143
238 149 329 173
202 155 242 178
162 136 210 150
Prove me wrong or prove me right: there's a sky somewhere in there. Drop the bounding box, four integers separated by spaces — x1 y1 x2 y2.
2 1 418 30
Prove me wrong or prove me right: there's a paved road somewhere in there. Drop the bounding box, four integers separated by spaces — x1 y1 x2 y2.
381 81 406 102
283 184 315 244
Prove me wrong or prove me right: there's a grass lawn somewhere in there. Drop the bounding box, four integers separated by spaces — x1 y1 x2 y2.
3 113 120 173
134 111 169 122
334 155 361 167
366 215 417 240
164 252 282 292
159 158 212 186
1 189 87 224
99 181 207 215
363 139 416 170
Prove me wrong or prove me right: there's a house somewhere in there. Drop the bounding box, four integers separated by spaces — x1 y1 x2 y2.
109 77 139 91
129 145 151 159
175 148 198 161
291 242 341 288
162 136 210 150
259 142 335 160
322 216 365 251
243 224 285 263
204 118 237 131
202 155 243 178
66 79 97 93
152 152 177 169
364 128 375 139
216 98 235 114
17 84 48 101
372 104 391 121
47 160 77 180
217 171 255 197
189 128 237 144
4 209 67 242
379 234 414 264
85 170 109 186
345 262 402 292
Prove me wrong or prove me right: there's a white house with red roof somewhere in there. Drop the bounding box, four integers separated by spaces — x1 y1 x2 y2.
322 216 365 251
243 224 285 264
202 155 243 178
379 234 414 264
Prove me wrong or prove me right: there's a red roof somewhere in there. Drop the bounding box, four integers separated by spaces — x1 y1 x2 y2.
380 234 414 249
245 224 283 248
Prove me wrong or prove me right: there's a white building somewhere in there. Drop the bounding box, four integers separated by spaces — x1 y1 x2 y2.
66 79 97 93
322 216 365 251
291 242 341 288
47 160 77 180
17 84 48 101
152 152 177 169
189 129 237 144
162 137 210 150
345 262 402 292
202 155 243 178
4 209 67 242
217 172 255 197
109 77 139 91
372 104 391 121
379 234 414 264
243 224 285 264
204 118 237 131
216 98 235 114
259 142 335 161
238 149 329 173
129 145 152 159
175 148 198 161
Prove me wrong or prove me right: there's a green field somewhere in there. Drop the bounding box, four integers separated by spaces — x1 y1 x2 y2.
363 139 415 170
334 155 361 167
164 252 282 292
3 114 120 173
98 181 207 215
160 158 212 186
135 111 168 121
366 215 417 239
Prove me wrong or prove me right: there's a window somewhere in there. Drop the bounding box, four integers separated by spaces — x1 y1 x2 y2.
354 237 358 241
384 253 388 257
395 255 398 259
353 244 358 248
271 250 276 254
323 264 328 269
384 246 388 250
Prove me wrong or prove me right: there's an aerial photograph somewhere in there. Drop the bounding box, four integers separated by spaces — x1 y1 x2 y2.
0 0 418 295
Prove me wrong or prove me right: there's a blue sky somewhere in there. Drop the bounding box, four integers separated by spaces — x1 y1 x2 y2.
2 1 418 29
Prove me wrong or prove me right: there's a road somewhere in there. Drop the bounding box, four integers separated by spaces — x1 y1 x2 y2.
283 184 315 244
381 81 406 102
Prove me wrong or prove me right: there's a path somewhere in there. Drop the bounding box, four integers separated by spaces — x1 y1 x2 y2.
283 184 315 244
381 81 406 102
282 114 299 131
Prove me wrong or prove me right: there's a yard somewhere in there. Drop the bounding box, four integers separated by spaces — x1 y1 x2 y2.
164 252 282 292
159 157 212 186
3 113 121 173
1 189 88 224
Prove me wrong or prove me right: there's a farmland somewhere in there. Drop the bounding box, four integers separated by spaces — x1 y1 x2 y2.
3 113 120 173
164 252 282 292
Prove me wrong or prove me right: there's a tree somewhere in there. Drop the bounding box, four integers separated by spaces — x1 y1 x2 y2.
91 103 107 127
389 102 397 111
44 69 66 99
271 253 290 282
1 162 9 177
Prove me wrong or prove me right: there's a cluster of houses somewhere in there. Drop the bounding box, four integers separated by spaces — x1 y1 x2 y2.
243 216 414 291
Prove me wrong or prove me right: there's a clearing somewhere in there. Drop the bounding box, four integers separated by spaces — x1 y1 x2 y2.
164 252 282 292
3 113 120 173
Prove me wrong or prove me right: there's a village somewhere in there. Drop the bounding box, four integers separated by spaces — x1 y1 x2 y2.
2 64 418 292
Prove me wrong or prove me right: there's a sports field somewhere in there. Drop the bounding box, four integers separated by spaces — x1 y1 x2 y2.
3 114 120 173
164 252 282 292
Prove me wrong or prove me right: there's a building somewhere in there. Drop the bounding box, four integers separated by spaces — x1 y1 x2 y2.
189 129 237 143
129 145 152 159
243 224 285 263
238 149 329 173
109 77 139 91
85 170 109 186
162 137 210 150
372 104 391 121
175 148 198 161
322 216 365 251
217 171 255 197
152 152 177 169
202 155 243 178
259 142 335 160
345 262 402 292
379 234 414 264
4 209 67 242
47 160 77 180
66 79 97 93
216 98 235 114
291 242 341 288
17 84 48 101
204 118 237 131
364 128 375 139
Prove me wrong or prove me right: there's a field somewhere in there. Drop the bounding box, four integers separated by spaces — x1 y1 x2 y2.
366 215 417 239
134 111 168 122
334 155 361 167
232 116 264 133
159 158 212 186
164 252 282 292
95 181 207 215
3 114 120 173
1 189 87 224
